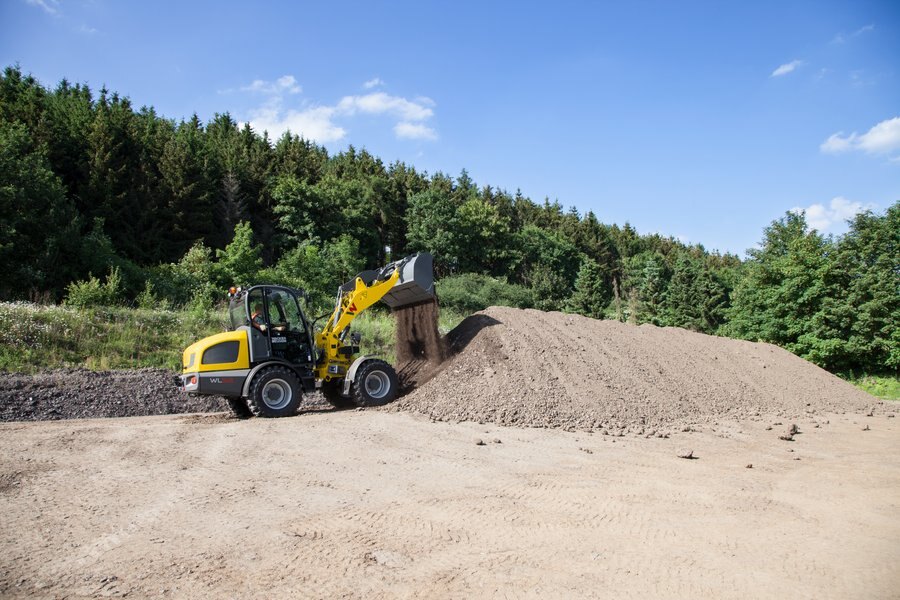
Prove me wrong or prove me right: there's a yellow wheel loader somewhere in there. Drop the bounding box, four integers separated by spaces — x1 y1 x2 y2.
174 253 435 418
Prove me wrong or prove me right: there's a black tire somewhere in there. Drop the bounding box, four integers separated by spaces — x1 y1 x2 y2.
352 360 399 407
321 379 355 409
246 366 302 418
225 396 252 419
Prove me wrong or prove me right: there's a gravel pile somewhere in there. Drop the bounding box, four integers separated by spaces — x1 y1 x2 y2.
0 368 227 421
389 306 881 434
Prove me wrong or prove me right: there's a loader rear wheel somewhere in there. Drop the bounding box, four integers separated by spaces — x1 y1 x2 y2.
225 396 252 419
352 360 399 407
247 367 302 418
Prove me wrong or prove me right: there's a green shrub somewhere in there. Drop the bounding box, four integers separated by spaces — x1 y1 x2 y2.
437 273 533 314
64 267 124 308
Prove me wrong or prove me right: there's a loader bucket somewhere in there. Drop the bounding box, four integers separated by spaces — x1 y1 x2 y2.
380 252 436 309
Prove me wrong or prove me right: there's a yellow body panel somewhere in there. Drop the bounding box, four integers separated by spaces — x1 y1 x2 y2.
182 330 250 373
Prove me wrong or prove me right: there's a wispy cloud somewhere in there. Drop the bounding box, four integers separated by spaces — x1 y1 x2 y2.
831 23 875 44
234 75 438 143
791 197 876 233
394 121 438 141
771 60 804 77
25 0 60 16
336 92 434 121
78 24 98 35
821 116 900 159
240 75 302 95
363 77 384 89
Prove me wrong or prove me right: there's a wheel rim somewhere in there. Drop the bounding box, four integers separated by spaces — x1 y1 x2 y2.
364 370 391 399
261 378 292 410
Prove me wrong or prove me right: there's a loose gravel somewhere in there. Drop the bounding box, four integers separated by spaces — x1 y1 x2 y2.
388 306 882 434
0 368 226 421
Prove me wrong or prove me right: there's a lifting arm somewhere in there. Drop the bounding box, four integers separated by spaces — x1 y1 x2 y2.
313 253 434 378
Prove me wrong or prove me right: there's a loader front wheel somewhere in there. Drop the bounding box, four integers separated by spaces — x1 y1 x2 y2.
352 360 399 407
247 367 302 418
321 379 354 409
225 396 253 419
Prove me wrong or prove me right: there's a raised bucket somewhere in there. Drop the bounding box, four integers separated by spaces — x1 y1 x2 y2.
380 252 435 309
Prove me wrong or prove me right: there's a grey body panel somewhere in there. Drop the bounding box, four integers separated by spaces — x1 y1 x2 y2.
342 355 376 395
198 369 250 397
240 325 269 363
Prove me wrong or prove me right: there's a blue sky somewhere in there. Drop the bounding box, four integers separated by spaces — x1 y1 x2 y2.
2 0 898 255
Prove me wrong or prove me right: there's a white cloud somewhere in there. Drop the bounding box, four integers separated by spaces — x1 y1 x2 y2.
78 24 98 35
832 23 875 44
247 100 346 143
394 121 438 141
26 0 59 15
235 76 437 143
790 197 876 232
771 60 804 77
241 75 302 95
820 116 900 157
337 92 434 121
363 77 384 89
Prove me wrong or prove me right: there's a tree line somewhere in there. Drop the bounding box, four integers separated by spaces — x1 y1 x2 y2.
1 65 896 375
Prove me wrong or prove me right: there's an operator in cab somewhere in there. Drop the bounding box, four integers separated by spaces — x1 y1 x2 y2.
250 303 266 331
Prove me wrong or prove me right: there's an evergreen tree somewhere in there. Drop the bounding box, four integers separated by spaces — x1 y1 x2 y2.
159 115 214 258
806 204 899 372
216 221 263 287
0 121 80 299
568 258 611 318
723 212 829 351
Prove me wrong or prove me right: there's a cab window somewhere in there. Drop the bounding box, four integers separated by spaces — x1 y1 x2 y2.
266 289 304 333
229 297 249 330
248 289 267 332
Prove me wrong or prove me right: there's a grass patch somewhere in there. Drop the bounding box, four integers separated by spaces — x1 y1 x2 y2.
0 301 467 373
0 302 226 372
844 374 900 401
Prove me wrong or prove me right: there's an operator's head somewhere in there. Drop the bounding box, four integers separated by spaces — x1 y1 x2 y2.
253 303 263 314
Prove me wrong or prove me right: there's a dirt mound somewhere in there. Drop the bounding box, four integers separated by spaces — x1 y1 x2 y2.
0 368 228 421
389 306 881 433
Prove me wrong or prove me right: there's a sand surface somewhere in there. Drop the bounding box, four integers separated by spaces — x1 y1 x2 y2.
1 409 897 599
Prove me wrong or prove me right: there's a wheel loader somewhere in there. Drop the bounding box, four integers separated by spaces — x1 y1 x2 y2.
174 253 435 417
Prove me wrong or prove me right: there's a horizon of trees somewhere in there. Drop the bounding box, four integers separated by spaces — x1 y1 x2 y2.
1 65 896 376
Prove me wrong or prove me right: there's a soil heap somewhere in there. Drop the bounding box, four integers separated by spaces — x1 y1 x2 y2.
389 306 880 433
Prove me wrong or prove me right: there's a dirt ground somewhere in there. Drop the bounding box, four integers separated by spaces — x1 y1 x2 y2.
1 408 897 599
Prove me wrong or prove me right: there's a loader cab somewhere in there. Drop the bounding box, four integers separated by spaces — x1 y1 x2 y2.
228 285 315 369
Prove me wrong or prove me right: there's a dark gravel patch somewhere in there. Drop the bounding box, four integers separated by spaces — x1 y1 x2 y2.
0 368 227 421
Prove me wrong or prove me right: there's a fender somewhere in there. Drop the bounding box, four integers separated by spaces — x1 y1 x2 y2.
342 355 377 396
241 359 298 397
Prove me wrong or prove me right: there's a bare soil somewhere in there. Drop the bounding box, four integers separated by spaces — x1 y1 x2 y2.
0 410 897 598
390 307 883 434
